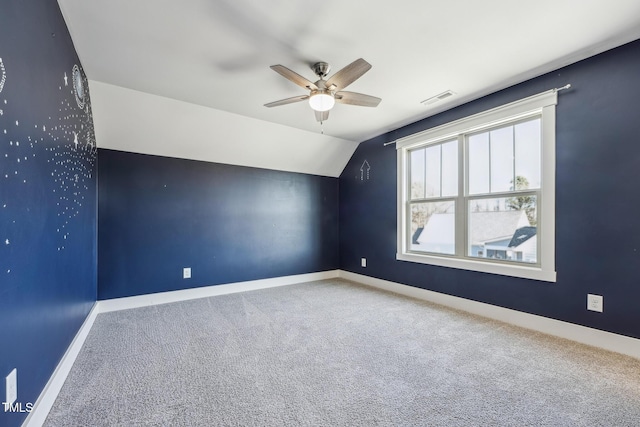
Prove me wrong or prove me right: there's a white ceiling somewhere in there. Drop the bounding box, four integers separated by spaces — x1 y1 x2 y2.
58 0 640 175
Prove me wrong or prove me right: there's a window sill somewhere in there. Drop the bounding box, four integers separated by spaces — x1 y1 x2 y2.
396 252 556 282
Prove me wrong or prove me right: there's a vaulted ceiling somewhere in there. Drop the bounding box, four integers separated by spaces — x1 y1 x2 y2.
58 0 640 176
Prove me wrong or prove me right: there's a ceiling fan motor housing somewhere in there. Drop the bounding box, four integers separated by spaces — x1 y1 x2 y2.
312 62 331 79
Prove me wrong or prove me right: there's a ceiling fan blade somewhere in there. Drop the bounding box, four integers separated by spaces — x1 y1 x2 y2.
270 65 318 90
325 58 372 91
314 110 329 122
335 91 381 107
264 95 309 108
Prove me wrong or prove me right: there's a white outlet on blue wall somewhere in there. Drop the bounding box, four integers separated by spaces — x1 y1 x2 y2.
183 268 191 279
361 258 367 268
587 294 603 312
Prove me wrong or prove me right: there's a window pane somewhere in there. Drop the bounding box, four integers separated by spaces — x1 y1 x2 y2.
441 140 458 197
410 148 425 199
425 145 441 197
490 126 514 193
515 118 541 189
468 196 537 263
410 201 455 255
410 140 457 199
468 133 489 195
470 121 539 195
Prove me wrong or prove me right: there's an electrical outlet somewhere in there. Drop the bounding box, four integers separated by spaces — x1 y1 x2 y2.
361 258 367 268
6 368 17 406
587 294 603 312
183 267 191 279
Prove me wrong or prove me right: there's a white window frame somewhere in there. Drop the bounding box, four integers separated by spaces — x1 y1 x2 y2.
396 91 557 282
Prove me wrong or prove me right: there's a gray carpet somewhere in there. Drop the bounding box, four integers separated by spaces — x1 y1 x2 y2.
45 279 640 426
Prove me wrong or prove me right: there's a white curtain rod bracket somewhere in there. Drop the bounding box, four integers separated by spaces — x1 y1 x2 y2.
555 84 571 92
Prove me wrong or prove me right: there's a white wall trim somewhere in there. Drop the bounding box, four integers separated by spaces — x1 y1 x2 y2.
98 270 340 313
23 303 100 427
339 270 640 360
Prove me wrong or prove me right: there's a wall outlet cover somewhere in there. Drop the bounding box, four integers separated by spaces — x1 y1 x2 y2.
587 294 603 312
361 258 367 268
6 368 17 405
183 267 191 279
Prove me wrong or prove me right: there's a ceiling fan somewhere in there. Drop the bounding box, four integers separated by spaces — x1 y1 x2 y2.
264 58 381 122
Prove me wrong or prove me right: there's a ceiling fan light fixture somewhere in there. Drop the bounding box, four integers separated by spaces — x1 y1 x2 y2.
308 91 335 112
266 59 379 122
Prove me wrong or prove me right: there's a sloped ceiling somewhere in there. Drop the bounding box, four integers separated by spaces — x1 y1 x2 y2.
58 0 640 176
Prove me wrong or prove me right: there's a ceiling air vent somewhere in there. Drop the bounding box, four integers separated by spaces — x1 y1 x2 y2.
421 90 455 106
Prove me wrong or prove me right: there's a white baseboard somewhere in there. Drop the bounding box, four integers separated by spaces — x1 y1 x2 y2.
97 270 340 313
339 270 640 360
23 303 100 427
23 268 639 427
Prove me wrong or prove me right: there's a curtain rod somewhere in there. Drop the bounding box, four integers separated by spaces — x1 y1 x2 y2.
383 84 571 146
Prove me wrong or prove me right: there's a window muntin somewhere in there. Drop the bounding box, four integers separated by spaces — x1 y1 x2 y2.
396 90 557 282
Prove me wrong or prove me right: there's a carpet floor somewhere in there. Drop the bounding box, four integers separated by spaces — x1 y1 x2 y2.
45 279 640 426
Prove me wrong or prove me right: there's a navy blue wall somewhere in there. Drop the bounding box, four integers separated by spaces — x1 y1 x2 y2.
340 39 640 340
98 149 338 299
0 1 97 426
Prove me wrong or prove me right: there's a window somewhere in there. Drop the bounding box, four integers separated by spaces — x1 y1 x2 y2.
396 91 557 282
